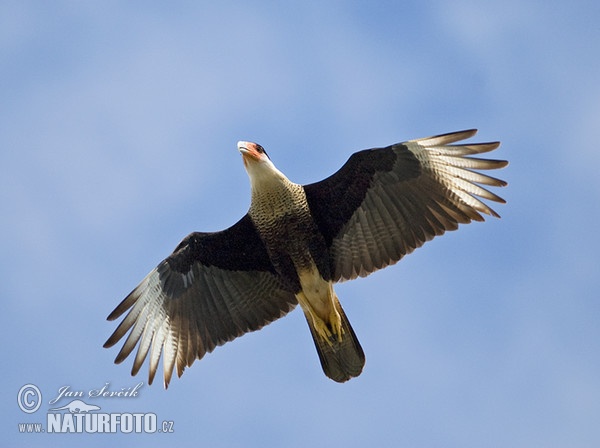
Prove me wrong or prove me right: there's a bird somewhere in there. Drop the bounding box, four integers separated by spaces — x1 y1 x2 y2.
104 129 507 388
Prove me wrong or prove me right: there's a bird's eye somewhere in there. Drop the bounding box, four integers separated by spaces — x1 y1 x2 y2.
256 144 269 158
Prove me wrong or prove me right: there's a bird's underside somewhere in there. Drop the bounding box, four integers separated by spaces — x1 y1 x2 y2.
104 129 508 387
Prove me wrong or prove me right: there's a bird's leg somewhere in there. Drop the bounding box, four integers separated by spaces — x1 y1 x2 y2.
327 299 345 343
322 314 345 345
297 291 344 346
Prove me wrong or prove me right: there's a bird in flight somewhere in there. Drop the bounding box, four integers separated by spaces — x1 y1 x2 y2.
104 129 507 387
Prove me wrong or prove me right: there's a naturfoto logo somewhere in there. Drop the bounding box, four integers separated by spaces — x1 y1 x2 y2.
17 382 174 435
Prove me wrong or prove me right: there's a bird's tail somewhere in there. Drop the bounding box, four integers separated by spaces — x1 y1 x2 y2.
305 298 365 383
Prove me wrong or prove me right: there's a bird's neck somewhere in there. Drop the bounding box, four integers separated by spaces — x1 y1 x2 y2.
247 164 292 196
247 167 303 218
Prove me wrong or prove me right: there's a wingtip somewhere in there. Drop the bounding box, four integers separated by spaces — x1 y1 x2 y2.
415 129 479 146
103 330 124 349
106 309 121 322
458 128 478 138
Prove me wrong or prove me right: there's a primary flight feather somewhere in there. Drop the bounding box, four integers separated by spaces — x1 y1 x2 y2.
104 129 508 387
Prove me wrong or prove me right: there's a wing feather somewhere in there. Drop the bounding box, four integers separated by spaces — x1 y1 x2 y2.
104 214 297 388
304 130 507 282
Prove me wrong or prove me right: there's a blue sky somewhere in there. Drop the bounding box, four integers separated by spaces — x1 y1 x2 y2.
3 1 599 447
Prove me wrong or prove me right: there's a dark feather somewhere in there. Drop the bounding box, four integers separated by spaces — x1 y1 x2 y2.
305 298 365 383
304 130 507 281
104 214 297 387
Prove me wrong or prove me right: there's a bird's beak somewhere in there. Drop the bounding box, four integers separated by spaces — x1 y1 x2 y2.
238 141 261 165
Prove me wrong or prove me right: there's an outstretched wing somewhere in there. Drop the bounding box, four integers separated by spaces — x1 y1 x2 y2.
104 214 297 388
303 129 508 282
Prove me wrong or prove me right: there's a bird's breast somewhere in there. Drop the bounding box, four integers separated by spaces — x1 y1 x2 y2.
249 182 330 289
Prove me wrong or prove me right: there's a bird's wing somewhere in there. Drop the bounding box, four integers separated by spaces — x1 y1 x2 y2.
104 214 297 388
303 129 508 282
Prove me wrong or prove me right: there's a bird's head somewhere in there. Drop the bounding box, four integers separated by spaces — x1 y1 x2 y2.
238 141 288 187
237 141 270 167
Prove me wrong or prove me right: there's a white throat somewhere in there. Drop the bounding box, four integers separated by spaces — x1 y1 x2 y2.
245 158 291 193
